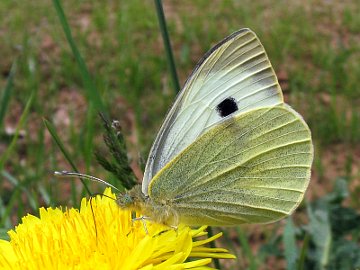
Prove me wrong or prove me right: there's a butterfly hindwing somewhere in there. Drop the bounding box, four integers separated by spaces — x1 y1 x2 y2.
148 105 313 225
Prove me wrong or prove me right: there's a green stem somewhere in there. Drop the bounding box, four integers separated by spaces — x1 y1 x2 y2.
154 0 180 93
207 227 221 269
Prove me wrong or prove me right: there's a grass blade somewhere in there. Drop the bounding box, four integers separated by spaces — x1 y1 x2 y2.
0 90 34 170
43 118 91 196
52 0 106 113
154 0 180 93
284 217 298 270
297 233 310 270
307 204 332 270
236 227 257 270
0 228 10 241
1 170 38 211
83 103 95 171
0 188 20 228
0 61 16 130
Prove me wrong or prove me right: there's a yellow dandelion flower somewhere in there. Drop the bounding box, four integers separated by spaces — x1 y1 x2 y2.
0 188 235 269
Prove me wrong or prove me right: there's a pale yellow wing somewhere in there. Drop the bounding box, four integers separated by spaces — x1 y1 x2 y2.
142 29 283 195
148 105 313 226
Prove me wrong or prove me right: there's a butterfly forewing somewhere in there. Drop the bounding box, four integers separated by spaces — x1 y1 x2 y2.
143 29 284 195
148 105 313 226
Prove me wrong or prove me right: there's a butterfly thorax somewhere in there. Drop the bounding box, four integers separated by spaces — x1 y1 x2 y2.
116 185 179 226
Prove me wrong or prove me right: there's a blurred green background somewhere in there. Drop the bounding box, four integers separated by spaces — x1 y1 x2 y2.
0 1 359 269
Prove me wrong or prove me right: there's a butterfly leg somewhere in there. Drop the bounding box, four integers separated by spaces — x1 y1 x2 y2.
132 216 152 234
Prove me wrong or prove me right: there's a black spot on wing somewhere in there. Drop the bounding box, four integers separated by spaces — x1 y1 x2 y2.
216 97 238 117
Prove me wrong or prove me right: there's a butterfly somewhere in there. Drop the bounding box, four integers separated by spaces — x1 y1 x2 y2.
114 28 314 227
58 28 313 227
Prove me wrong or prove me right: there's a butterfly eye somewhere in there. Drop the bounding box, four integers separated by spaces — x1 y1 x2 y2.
216 97 238 117
117 193 134 208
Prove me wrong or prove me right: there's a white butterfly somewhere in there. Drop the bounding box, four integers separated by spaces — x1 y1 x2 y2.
115 28 313 226
61 29 313 227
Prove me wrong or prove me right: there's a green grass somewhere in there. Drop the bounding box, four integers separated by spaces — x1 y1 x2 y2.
1 0 360 269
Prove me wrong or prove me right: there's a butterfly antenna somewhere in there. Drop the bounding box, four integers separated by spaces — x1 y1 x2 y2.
54 171 120 192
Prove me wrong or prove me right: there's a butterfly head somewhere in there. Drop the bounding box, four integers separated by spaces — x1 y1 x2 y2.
117 193 134 207
116 185 146 211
